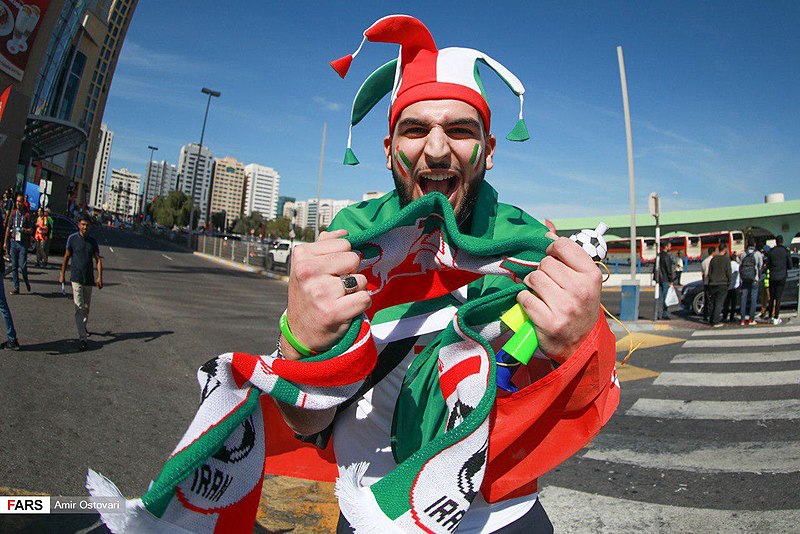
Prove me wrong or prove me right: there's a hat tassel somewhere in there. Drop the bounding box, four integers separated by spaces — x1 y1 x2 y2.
343 126 360 165
330 36 367 79
506 94 530 142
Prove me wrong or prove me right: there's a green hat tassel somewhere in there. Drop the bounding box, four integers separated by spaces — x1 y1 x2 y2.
506 94 530 142
343 126 360 165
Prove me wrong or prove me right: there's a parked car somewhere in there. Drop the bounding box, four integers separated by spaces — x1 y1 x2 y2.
681 253 799 315
265 238 302 274
26 213 79 255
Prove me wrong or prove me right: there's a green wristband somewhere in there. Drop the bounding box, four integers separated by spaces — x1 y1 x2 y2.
279 311 318 357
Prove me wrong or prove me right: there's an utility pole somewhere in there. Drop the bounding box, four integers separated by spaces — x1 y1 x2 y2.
143 145 158 216
314 122 327 241
617 46 640 321
187 87 221 246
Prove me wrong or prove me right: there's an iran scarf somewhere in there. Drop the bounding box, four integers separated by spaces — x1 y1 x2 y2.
88 186 618 533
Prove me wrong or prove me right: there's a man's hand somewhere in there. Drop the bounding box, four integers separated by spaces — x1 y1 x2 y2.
284 229 371 358
58 273 65 284
516 232 602 362
97 278 103 290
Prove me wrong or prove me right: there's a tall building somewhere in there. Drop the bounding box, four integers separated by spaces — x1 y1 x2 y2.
177 143 214 225
276 195 295 220
244 164 280 219
107 167 140 216
208 156 246 225
143 160 178 203
89 123 113 209
282 200 306 231
68 0 138 207
284 198 356 230
1 0 89 197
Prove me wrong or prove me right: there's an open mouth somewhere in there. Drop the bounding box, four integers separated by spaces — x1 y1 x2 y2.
417 171 459 199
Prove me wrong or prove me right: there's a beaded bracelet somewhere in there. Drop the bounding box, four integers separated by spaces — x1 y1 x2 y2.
279 311 319 357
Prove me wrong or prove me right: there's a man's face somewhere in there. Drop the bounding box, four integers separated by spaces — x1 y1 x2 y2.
665 242 672 252
15 195 23 209
384 99 496 226
78 220 89 235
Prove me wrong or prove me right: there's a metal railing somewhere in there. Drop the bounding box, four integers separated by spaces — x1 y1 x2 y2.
197 235 267 269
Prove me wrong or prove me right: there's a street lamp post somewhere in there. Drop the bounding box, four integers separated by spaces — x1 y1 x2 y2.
187 87 221 247
143 145 158 216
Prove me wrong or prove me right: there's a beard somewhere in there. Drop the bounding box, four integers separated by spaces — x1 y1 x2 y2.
391 161 484 230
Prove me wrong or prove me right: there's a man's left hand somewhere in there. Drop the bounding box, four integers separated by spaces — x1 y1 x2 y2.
97 278 103 290
516 232 602 362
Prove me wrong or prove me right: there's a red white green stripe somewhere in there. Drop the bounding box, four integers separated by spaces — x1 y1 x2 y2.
395 145 413 178
469 143 482 170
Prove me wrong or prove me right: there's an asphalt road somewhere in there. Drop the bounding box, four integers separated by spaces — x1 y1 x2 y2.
0 226 287 533
1 226 798 533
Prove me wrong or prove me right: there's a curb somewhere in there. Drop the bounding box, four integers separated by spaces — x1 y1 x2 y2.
193 252 290 283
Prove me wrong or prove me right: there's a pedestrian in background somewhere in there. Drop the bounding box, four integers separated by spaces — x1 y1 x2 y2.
707 243 732 327
766 235 793 325
34 207 51 268
701 246 716 323
0 210 19 350
44 207 54 261
673 250 685 286
656 241 674 320
722 251 740 323
738 238 763 326
4 194 33 294
59 215 103 351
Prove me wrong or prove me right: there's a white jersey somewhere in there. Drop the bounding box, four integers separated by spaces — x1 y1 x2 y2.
333 326 537 533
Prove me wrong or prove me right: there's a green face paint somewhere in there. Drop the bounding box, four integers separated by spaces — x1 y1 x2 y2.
394 146 412 178
469 143 482 168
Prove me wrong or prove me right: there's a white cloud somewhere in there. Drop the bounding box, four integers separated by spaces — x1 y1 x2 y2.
313 96 341 112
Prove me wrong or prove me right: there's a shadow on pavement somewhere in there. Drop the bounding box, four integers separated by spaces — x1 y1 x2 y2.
20 330 174 355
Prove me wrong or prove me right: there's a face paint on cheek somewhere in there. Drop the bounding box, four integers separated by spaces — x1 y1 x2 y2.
394 145 413 178
469 143 482 171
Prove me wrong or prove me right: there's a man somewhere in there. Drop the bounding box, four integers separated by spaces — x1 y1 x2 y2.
722 251 740 322
655 241 674 319
59 215 103 351
3 194 33 294
700 246 716 322
738 238 763 326
706 243 732 327
0 210 19 350
766 235 793 325
276 15 614 533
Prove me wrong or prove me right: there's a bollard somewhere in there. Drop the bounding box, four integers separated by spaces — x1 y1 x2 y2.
620 279 641 321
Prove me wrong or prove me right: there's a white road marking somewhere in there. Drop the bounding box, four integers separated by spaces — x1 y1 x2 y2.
672 350 800 364
692 324 800 337
683 336 800 348
654 369 800 387
540 486 800 533
626 398 800 420
109 247 114 253
583 435 800 474
162 254 173 261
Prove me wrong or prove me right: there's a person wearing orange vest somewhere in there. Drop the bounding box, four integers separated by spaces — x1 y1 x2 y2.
34 207 52 268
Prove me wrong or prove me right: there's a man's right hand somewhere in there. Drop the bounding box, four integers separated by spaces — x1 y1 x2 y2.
58 273 64 284
284 229 371 359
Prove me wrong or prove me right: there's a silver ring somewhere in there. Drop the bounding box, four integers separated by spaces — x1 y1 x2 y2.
341 275 359 295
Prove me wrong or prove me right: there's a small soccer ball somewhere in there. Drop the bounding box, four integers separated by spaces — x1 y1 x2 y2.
569 226 608 262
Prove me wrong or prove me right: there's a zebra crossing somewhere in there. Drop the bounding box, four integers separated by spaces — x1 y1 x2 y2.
540 322 800 533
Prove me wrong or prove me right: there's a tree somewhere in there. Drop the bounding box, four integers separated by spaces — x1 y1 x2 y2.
210 211 226 233
301 227 315 242
148 190 199 229
232 211 265 236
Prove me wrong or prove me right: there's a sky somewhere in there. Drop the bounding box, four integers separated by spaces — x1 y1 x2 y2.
102 1 800 221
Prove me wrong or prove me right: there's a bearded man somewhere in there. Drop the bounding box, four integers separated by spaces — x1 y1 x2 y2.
273 15 618 534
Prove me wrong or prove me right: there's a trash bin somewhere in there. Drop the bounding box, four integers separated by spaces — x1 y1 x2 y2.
620 279 641 321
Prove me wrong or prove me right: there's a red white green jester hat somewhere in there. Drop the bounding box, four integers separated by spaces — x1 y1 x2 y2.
330 14 530 165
